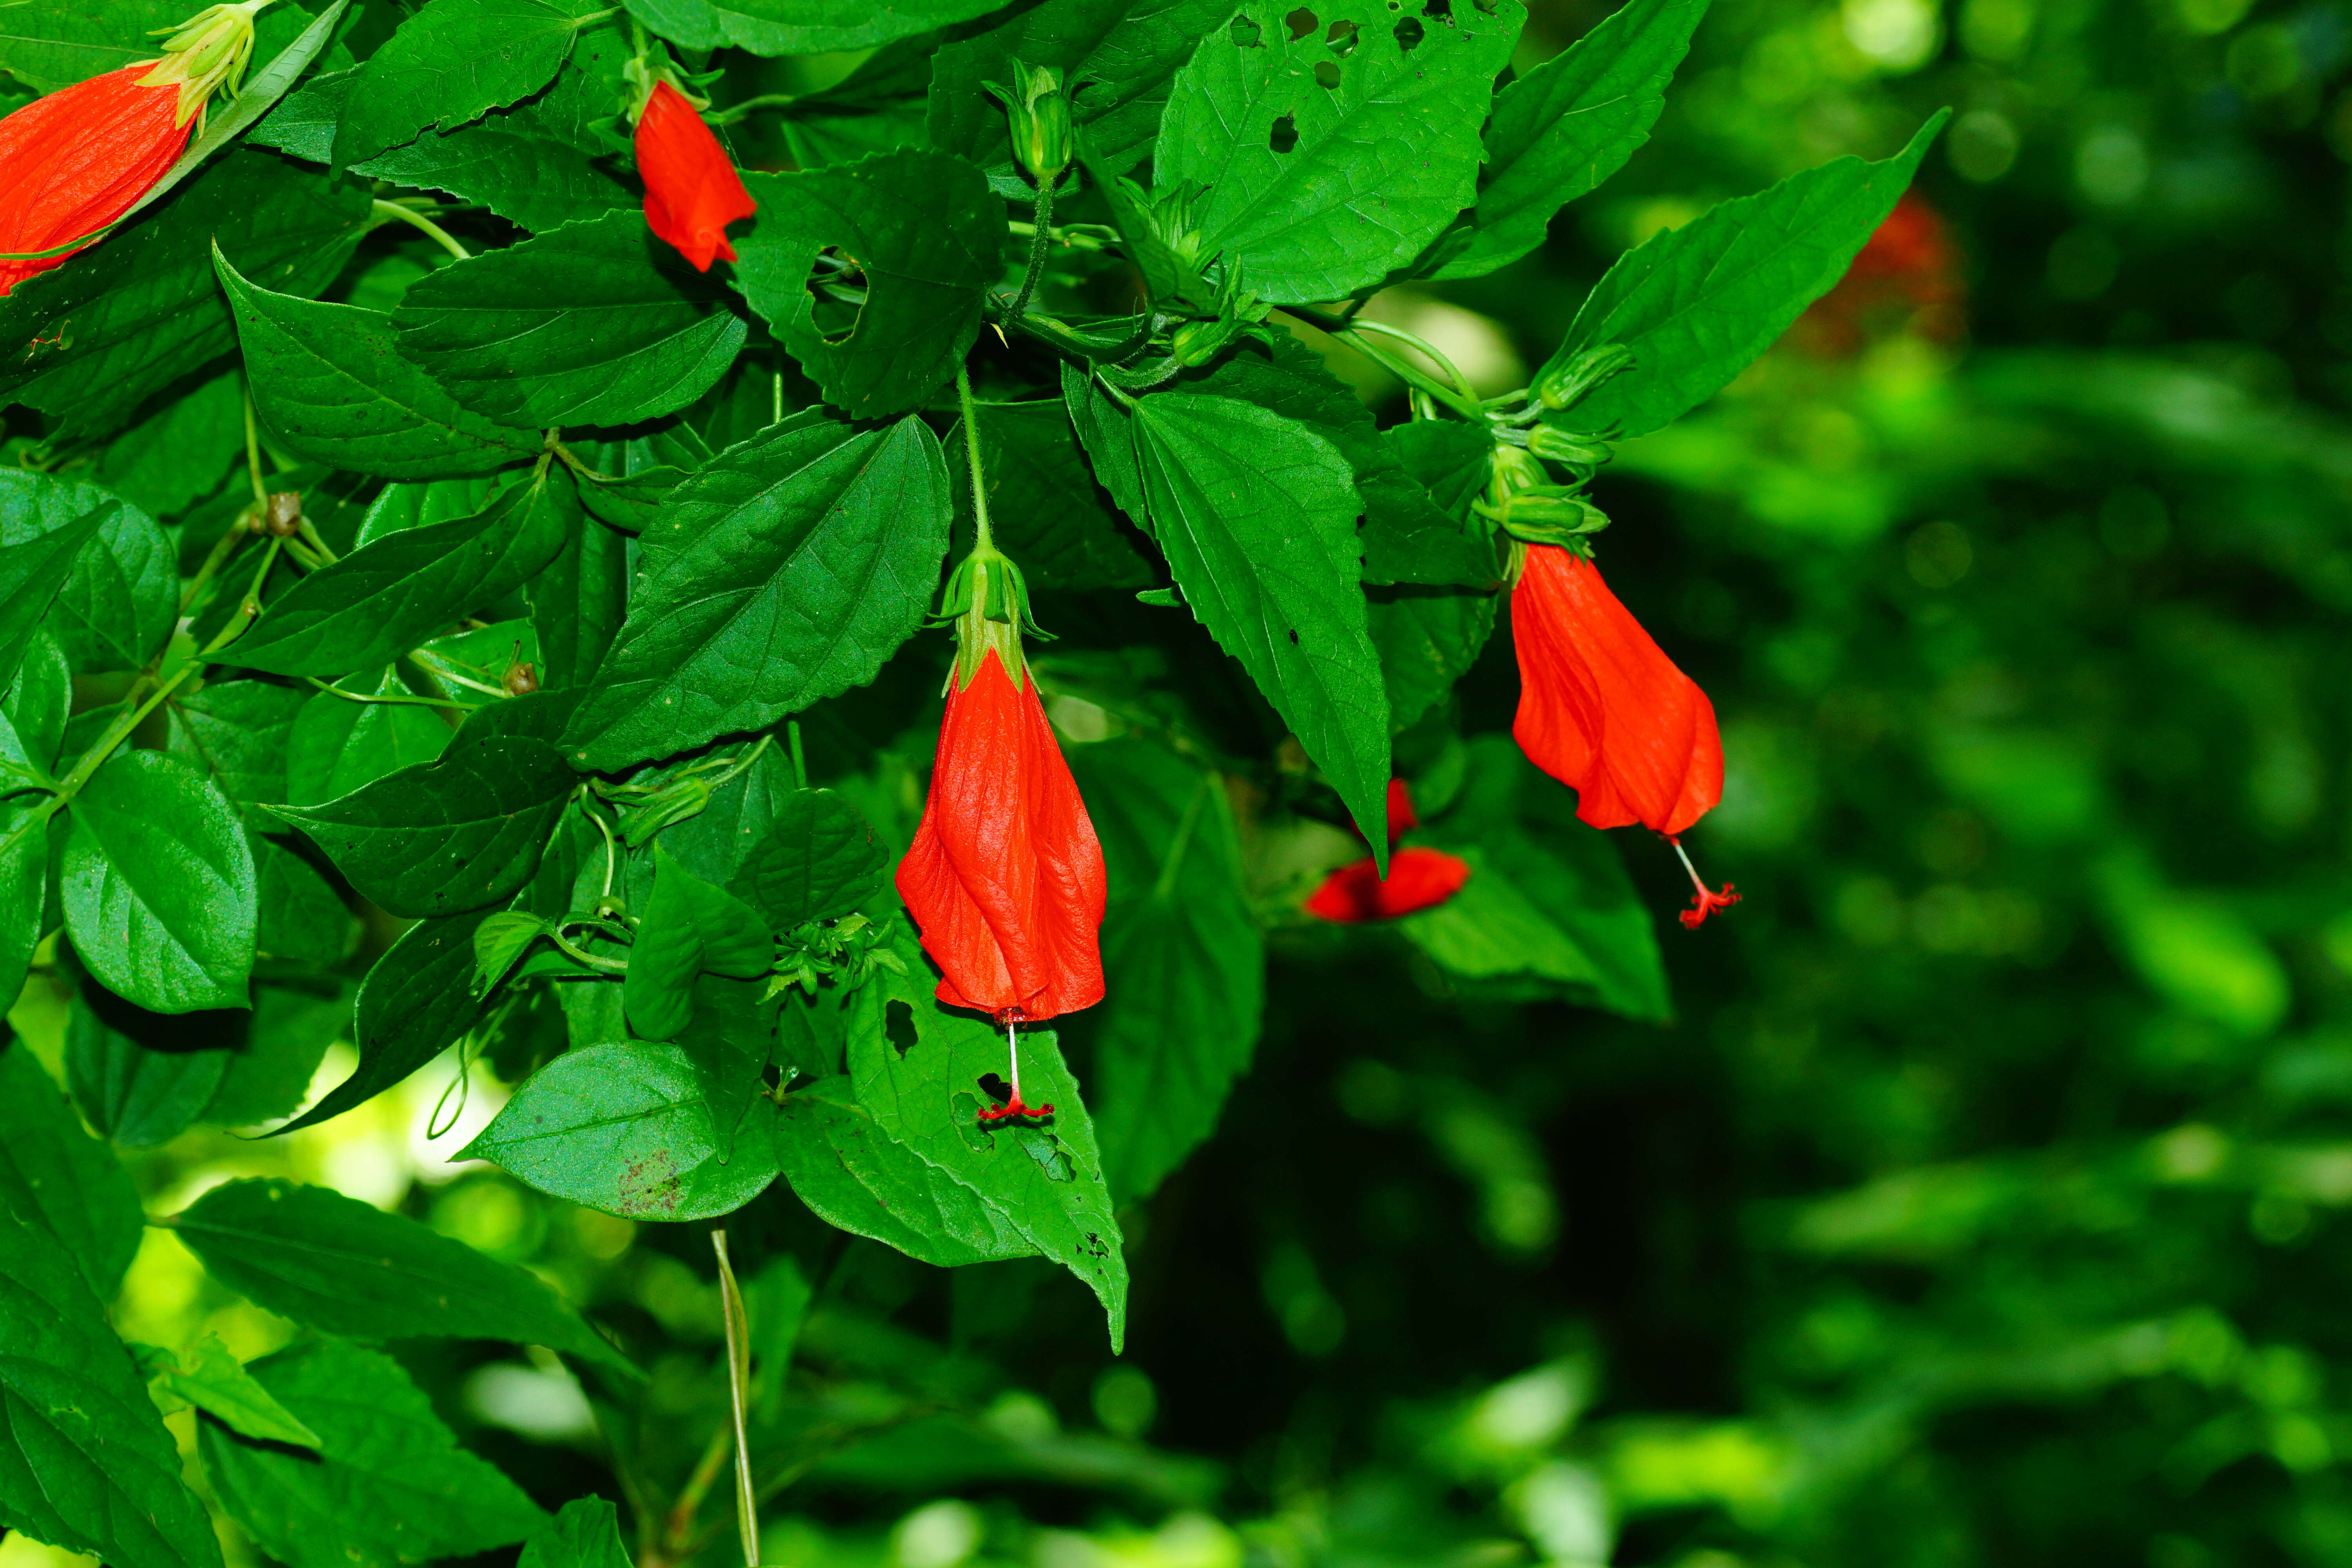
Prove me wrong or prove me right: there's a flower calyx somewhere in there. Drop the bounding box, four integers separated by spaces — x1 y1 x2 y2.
1478 443 1611 552
1170 260 1272 367
136 0 271 129
621 47 719 123
933 543 1049 691
1535 341 1636 414
984 60 1073 187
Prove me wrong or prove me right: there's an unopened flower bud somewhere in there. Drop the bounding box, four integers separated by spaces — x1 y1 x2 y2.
986 60 1071 186
1536 342 1636 411
1526 425 1613 469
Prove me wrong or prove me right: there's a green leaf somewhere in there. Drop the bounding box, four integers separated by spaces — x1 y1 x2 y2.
624 846 773 1041
217 250 539 480
204 984 350 1128
461 1041 782 1220
0 806 47 1010
268 731 576 919
769 39 931 169
529 512 628 690
95 373 244 521
0 501 104 690
226 464 578 679
1061 360 1151 526
64 750 258 1014
616 0 1003 55
841 929 1129 1348
393 212 747 428
472 911 551 999
564 413 950 771
285 672 456 807
729 788 888 931
0 471 175 675
174 1177 633 1371
0 1042 144 1298
1178 336 1498 588
1431 0 1708 279
672 973 776 1160
1156 0 1520 302
142 1335 321 1449
1369 585 1498 733
0 150 371 443
733 154 1005 419
65 981 234 1147
775 1073 1027 1265
6 631 69 777
1539 111 1950 438
253 834 354 974
517 1498 632 1568
272 911 491 1134
952 400 1153 592
0 1180 222 1568
0 0 188 88
1405 736 1668 1021
1127 391 1393 861
1066 738 1263 1203
165 680 311 821
199 1339 546 1568
333 0 605 166
647 736 797 888
927 0 1241 176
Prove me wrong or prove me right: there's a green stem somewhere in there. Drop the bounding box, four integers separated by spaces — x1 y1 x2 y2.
787 720 807 789
408 648 507 697
370 199 470 261
1007 219 1111 253
706 91 799 126
1276 306 1484 419
547 927 628 972
1006 180 1055 324
1345 317 1475 399
954 364 994 554
304 675 480 712
711 1230 760 1568
241 381 268 508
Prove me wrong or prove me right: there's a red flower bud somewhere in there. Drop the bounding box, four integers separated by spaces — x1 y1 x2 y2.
1305 847 1472 924
1510 543 1722 837
0 66 188 297
895 650 1107 1022
632 80 756 273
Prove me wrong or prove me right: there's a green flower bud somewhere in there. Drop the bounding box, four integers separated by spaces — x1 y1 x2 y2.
1525 424 1614 470
985 60 1072 185
1535 342 1636 411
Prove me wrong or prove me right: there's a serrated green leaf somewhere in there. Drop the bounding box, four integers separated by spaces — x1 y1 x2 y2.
284 671 456 806
617 0 1002 55
1156 0 1520 302
1370 584 1497 733
563 413 949 771
734 154 1005 419
1127 390 1393 861
624 846 772 1040
1067 738 1263 1203
1405 737 1668 1020
143 1335 321 1449
0 471 175 675
769 38 931 169
1432 0 1708 279
0 1042 144 1298
0 1179 222 1568
927 0 1239 177
333 0 605 165
518 1498 632 1568
269 731 575 919
728 788 887 931
1061 360 1151 523
835 927 1129 1348
94 372 243 521
461 1041 781 1219
217 250 539 480
775 1073 1029 1266
529 511 628 690
64 750 257 1014
1540 111 1950 438
393 212 747 429
164 680 310 822
226 464 577 679
0 0 189 89
272 910 490 1135
952 400 1154 592
175 1178 633 1370
64 982 235 1149
0 150 370 443
200 1338 546 1568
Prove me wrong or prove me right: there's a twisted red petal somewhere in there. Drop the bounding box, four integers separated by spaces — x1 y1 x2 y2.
1305 846 1472 924
633 80 757 272
0 67 189 297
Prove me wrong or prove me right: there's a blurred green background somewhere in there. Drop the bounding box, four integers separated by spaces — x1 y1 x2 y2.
15 0 2352 1563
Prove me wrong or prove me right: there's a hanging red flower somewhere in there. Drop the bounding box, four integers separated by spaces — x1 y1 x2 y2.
895 562 1105 1029
0 2 265 297
1306 847 1472 924
632 80 757 272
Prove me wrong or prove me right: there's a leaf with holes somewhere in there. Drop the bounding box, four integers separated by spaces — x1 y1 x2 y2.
1156 0 1521 302
733 153 1005 419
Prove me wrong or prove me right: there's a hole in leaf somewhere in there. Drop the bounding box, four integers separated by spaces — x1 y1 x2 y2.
1288 628 1301 643
1394 15 1423 47
804 245 866 345
1285 7 1319 39
884 999 917 1056
1313 59 1340 88
1269 112 1299 153
1423 0 1452 16
1230 13 1263 44
1327 18 1359 53
978 1071 1014 1105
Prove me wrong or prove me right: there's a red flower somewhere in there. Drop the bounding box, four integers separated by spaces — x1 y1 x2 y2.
1307 847 1473 924
1510 543 1721 837
896 648 1107 1025
633 81 756 272
0 67 187 297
